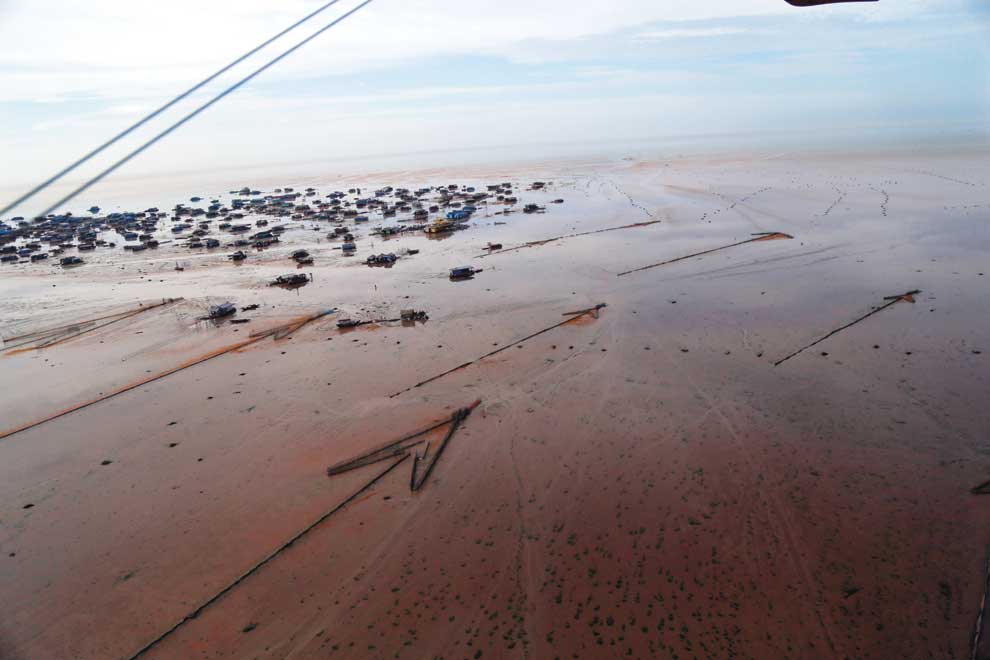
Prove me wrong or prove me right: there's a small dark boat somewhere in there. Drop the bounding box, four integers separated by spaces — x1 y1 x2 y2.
449 266 476 280
270 273 309 287
366 253 397 265
208 302 237 319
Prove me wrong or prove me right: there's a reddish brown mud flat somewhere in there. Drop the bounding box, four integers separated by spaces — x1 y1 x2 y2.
2 149 989 660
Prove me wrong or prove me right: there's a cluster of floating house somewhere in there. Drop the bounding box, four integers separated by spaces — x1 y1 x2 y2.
0 208 167 266
0 179 557 270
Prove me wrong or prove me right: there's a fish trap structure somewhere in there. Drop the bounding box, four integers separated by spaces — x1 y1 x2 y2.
1 298 183 353
327 400 481 493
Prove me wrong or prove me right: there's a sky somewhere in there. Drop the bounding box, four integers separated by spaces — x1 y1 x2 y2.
0 0 987 204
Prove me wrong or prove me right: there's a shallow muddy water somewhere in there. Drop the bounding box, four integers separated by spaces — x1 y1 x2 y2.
1 148 988 659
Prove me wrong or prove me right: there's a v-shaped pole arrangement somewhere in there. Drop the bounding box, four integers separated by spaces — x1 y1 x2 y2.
0 308 336 441
327 400 481 492
125 399 480 659
1 299 183 353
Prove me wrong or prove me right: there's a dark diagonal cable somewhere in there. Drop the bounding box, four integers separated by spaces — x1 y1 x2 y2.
35 0 373 219
0 0 349 218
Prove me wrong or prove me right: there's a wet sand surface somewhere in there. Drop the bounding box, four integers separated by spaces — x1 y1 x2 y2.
2 149 989 659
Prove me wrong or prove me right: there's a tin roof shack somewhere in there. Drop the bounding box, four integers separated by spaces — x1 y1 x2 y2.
208 302 237 320
366 253 397 266
449 266 479 280
270 273 310 288
291 249 314 265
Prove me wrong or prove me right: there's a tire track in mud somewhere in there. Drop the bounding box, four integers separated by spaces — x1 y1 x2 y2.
737 187 773 205
441 358 528 657
580 176 595 199
607 179 655 219
944 202 990 213
451 358 534 657
871 186 890 217
700 186 772 223
507 432 533 659
820 187 847 217
738 327 761 359
891 378 982 460
676 364 843 656
411 317 571 657
466 318 611 657
902 169 979 188
509 331 613 657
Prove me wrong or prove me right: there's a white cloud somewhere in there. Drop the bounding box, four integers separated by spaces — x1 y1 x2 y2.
0 0 968 104
635 27 749 40
0 0 982 190
0 0 790 102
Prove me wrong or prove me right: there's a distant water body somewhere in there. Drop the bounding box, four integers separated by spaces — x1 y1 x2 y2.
1 125 985 220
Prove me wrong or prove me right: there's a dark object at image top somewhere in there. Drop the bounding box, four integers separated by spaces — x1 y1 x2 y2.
784 0 877 5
